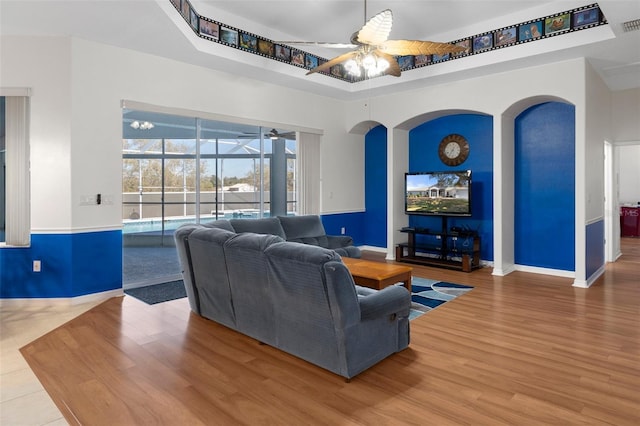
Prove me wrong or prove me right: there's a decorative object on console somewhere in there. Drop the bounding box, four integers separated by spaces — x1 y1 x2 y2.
438 134 470 166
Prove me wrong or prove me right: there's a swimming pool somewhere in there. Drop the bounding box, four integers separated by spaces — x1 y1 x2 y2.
122 210 265 234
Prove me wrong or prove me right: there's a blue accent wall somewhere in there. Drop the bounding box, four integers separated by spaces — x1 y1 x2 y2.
364 125 388 247
321 212 366 246
408 114 494 261
0 231 122 298
586 220 604 279
514 102 575 271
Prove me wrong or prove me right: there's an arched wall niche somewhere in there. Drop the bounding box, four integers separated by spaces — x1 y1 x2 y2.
503 95 573 118
349 120 383 135
358 108 494 257
396 109 491 132
494 95 577 277
350 94 582 276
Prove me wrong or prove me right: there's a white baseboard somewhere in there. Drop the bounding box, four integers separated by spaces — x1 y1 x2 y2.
573 265 606 288
0 288 123 307
493 263 516 276
358 245 387 253
513 264 575 278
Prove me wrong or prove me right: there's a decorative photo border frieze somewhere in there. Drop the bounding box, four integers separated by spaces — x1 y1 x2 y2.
170 1 607 83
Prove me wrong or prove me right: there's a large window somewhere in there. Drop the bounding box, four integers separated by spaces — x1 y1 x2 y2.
122 112 296 227
121 109 297 286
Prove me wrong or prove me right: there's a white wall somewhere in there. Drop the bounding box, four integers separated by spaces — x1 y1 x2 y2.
612 88 640 143
584 61 611 223
1 37 73 232
1 35 366 233
618 145 640 205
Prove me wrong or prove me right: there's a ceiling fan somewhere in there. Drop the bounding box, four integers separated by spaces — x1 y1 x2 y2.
280 3 466 78
238 128 296 140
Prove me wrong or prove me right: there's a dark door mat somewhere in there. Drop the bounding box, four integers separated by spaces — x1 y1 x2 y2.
124 280 187 305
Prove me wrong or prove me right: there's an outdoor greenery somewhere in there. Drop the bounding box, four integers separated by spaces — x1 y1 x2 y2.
122 139 295 193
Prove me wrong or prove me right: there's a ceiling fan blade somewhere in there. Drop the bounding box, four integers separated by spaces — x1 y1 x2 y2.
374 51 401 77
273 132 296 139
380 39 467 56
306 50 359 75
354 9 393 46
275 41 357 49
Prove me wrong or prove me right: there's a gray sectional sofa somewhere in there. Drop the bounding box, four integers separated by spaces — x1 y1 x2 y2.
228 215 361 258
174 216 411 379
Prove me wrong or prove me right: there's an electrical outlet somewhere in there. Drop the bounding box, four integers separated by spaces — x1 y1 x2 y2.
341 227 345 235
33 260 41 272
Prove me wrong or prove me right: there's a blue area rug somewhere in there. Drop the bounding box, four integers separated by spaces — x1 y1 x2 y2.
408 277 473 320
125 277 473 318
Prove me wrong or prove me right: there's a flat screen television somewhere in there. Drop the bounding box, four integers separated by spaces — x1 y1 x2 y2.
404 170 472 216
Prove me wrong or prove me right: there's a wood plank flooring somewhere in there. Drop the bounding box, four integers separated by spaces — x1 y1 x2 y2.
20 238 640 425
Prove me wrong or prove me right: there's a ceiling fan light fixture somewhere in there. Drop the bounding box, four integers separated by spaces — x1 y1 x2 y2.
362 53 376 69
344 52 389 78
344 59 358 72
130 120 154 130
376 58 390 73
303 6 463 79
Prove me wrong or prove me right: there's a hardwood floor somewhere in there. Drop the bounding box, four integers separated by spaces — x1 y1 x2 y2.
20 238 640 425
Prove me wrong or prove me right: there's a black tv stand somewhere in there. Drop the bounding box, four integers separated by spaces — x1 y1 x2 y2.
395 217 481 272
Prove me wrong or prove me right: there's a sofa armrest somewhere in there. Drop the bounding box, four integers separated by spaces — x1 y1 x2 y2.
358 285 411 321
325 235 354 249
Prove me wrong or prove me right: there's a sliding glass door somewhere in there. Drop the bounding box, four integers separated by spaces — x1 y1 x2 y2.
122 109 297 287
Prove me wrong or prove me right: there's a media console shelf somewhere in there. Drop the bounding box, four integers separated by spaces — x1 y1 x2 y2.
395 227 481 273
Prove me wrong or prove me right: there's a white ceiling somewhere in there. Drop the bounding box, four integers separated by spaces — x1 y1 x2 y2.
1 0 639 100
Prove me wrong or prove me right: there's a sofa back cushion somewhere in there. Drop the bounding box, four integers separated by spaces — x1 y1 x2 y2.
223 232 284 344
173 224 204 314
202 219 235 232
230 217 286 239
264 242 358 372
277 215 326 240
187 227 238 328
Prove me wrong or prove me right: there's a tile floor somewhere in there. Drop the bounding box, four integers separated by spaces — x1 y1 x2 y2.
1 302 100 425
1 244 180 424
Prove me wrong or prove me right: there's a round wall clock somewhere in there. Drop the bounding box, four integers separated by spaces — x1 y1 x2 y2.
438 134 470 166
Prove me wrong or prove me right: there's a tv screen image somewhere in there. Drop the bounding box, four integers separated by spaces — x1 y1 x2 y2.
405 170 472 216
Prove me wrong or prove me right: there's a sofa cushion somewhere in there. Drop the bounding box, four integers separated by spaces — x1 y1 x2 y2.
264 242 350 373
288 235 330 248
277 215 326 240
202 219 235 232
187 227 238 328
173 224 204 314
230 217 286 239
223 232 284 345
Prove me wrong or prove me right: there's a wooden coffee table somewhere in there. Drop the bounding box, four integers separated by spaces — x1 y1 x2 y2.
341 258 412 293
